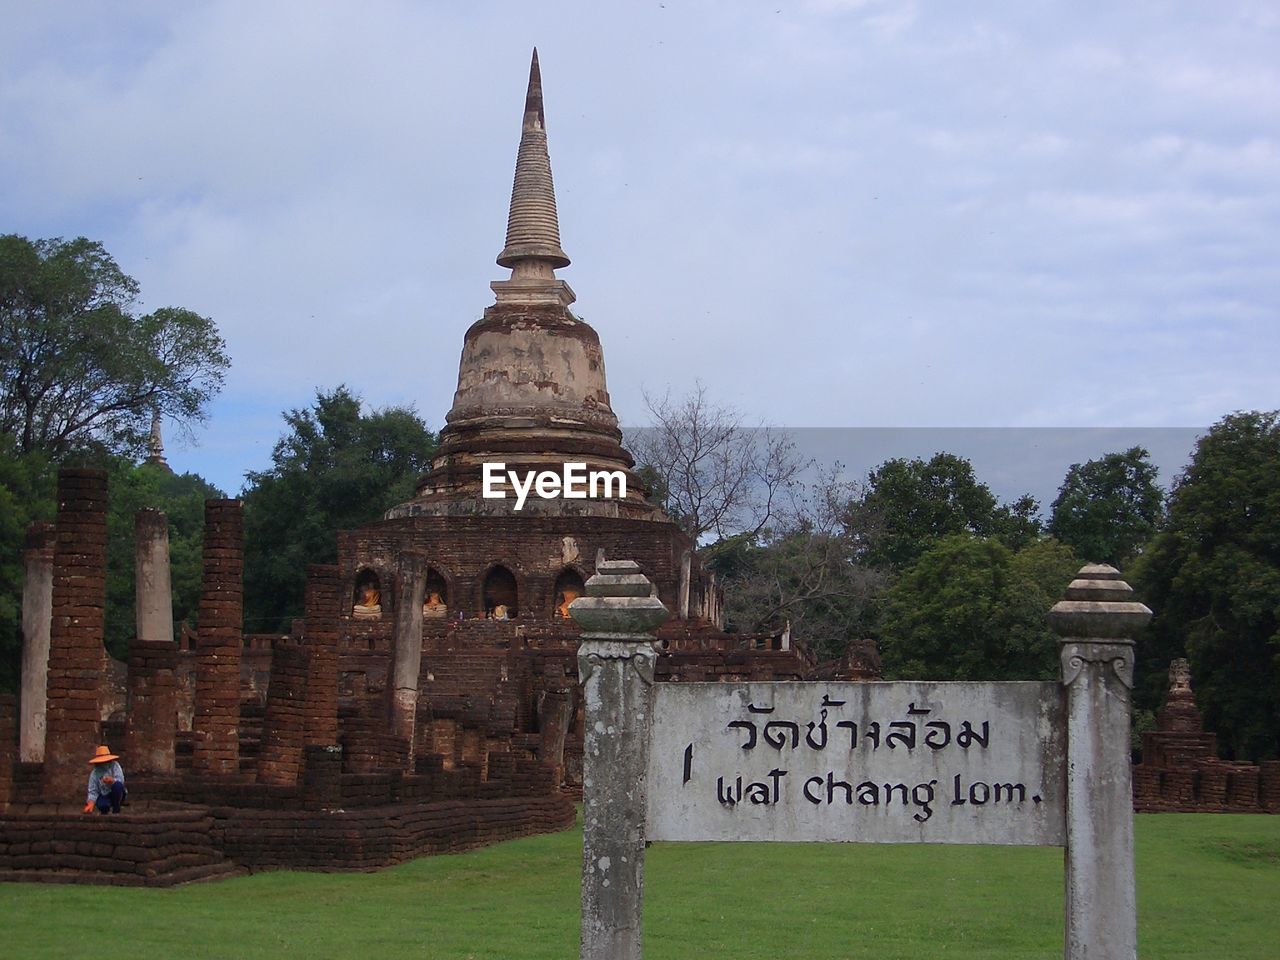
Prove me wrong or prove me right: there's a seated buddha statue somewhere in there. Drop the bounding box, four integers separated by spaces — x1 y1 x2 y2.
491 604 510 621
352 585 382 619
422 590 447 618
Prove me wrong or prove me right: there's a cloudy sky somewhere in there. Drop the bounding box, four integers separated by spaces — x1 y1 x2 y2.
2 2 1276 502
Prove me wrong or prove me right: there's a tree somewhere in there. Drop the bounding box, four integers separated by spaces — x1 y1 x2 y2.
878 534 1079 681
1048 446 1164 566
0 235 229 458
1134 412 1280 760
845 452 1042 570
627 383 806 542
242 386 438 632
707 468 887 660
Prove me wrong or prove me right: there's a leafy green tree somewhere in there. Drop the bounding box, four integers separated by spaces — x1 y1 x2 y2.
242 387 437 632
1134 412 1280 760
1048 446 1164 566
845 452 1042 570
0 235 228 458
878 534 1079 681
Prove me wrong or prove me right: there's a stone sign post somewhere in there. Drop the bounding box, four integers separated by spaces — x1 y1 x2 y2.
569 559 670 960
1050 563 1151 960
578 562 1147 959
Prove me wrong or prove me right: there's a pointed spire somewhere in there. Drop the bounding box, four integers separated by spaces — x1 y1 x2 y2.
144 409 171 471
496 48 571 273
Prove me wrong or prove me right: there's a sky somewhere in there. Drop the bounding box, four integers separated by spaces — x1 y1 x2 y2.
2 1 1276 505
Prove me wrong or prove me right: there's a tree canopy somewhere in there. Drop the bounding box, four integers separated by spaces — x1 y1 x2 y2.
844 452 1042 570
1135 411 1280 760
241 386 438 633
878 534 1080 681
0 235 228 458
1049 446 1164 566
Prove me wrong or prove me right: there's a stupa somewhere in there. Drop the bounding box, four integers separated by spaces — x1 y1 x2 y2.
392 50 656 520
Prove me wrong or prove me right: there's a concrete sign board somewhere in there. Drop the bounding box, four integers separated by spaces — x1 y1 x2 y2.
648 681 1065 846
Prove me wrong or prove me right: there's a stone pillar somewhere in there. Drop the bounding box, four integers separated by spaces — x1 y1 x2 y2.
19 522 55 763
537 686 574 785
123 640 178 775
1049 563 1151 960
135 508 174 642
42 468 108 799
389 554 427 760
191 499 243 776
257 641 311 786
302 564 341 748
677 550 691 620
571 559 670 960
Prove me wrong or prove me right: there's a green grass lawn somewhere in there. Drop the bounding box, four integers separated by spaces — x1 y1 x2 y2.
3 813 1277 959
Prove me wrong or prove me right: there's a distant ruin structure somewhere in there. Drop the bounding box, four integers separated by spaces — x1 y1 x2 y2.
1132 659 1280 812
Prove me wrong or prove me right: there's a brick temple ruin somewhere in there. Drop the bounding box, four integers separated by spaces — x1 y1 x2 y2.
0 52 868 886
1132 659 1280 813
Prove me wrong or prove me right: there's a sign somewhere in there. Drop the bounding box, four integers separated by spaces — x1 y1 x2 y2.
647 681 1065 845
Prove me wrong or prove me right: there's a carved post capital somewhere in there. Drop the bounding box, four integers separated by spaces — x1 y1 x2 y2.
577 639 658 686
1049 563 1151 644
570 559 671 637
1060 641 1135 689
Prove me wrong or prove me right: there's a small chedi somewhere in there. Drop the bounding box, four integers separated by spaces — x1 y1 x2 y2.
1132 659 1280 812
0 52 837 887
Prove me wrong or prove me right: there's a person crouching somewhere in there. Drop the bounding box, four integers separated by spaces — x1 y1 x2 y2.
83 745 126 814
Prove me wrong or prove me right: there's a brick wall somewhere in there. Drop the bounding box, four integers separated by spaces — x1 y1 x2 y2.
42 469 108 799
191 500 243 776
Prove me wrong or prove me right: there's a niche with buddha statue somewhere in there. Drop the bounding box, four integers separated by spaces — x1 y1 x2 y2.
553 567 585 618
422 567 449 619
352 568 384 620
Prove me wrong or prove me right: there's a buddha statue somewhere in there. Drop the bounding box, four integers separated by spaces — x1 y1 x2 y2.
492 604 510 621
353 584 382 619
423 590 447 618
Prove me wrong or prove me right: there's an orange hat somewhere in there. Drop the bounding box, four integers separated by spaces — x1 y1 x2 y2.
88 745 119 765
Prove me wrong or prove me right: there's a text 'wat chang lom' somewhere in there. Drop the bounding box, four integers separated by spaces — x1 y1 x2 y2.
0 51 828 885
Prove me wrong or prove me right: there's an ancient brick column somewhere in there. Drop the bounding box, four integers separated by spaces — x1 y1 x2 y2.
0 693 16 811
41 468 108 799
302 564 341 748
537 686 573 785
257 641 311 786
677 550 691 620
389 554 427 761
19 522 55 763
122 640 178 775
191 499 244 776
135 507 174 642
